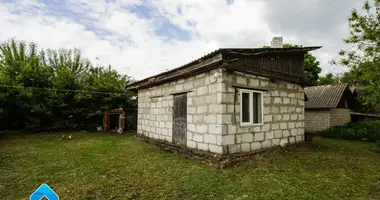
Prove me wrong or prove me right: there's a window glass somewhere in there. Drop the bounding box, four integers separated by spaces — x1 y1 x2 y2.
242 92 250 122
240 89 263 125
252 93 259 123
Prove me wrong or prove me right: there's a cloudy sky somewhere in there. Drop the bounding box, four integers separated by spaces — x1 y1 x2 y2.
0 0 363 80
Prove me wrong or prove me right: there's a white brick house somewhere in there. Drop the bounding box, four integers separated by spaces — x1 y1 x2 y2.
127 41 321 155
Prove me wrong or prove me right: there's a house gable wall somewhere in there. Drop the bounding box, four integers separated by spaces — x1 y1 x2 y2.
220 70 305 154
137 68 306 155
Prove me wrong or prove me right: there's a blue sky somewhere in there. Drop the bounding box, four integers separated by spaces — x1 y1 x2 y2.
0 0 363 79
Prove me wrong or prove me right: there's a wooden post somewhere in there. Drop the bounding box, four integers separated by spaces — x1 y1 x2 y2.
120 111 126 130
104 110 110 132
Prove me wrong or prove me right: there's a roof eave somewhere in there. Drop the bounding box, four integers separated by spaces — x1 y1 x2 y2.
126 46 322 90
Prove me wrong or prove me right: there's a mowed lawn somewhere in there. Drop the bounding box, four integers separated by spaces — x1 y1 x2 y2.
1 132 380 200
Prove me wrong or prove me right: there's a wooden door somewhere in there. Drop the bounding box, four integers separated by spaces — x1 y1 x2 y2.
173 93 187 145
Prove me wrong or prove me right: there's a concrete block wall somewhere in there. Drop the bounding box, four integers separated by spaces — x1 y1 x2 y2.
137 68 225 154
305 109 331 132
220 70 305 154
137 68 307 155
330 108 351 128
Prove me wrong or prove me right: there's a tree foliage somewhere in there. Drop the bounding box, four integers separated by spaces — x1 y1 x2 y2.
0 39 136 130
336 0 380 111
316 73 342 85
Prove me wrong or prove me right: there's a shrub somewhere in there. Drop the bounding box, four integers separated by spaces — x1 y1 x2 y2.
314 120 380 142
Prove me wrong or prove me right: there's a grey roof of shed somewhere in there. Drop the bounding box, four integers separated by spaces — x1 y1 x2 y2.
305 83 348 108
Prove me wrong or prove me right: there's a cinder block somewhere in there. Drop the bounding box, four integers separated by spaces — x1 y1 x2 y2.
209 144 223 154
262 124 271 132
271 123 280 130
283 130 290 137
197 142 209 151
251 142 262 150
290 129 298 136
262 140 272 148
289 137 296 144
254 132 265 141
274 130 283 138
228 144 241 154
241 143 251 152
265 131 274 140
222 135 235 145
196 125 208 133
280 122 288 129
237 76 247 85
204 134 217 144
242 133 254 143
193 134 203 142
296 135 304 142
272 139 280 146
187 140 197 149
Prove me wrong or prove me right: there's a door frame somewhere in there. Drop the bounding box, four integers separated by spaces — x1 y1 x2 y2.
172 93 187 146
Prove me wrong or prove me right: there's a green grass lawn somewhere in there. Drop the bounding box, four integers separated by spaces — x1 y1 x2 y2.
1 132 380 200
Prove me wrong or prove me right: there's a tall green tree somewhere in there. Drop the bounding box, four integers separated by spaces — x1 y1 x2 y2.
0 39 136 130
336 0 380 111
0 39 54 128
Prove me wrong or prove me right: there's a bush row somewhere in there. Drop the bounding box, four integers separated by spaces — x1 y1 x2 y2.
314 120 380 142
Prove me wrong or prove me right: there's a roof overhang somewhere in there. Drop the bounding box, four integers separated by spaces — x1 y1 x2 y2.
126 46 322 91
126 53 223 91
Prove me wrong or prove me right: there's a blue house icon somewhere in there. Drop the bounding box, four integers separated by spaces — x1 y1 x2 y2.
30 184 59 200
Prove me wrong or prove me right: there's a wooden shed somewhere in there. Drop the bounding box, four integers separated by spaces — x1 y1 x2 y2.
304 83 352 132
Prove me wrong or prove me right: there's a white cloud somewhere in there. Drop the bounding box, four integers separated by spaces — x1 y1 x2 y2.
0 0 359 79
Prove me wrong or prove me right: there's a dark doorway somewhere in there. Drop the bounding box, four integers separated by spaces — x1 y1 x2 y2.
125 108 138 130
109 113 120 130
173 93 187 146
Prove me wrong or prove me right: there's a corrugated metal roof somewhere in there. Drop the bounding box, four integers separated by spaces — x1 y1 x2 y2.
305 83 348 108
126 46 321 89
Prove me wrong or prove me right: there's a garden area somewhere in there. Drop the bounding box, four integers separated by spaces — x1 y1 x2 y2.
1 131 380 200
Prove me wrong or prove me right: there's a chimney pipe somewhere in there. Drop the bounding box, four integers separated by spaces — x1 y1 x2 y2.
271 37 283 48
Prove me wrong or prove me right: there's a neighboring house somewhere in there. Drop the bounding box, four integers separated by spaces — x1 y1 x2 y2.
127 37 321 155
304 83 352 132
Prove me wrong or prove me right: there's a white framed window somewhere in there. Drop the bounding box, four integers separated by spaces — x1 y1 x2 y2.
240 89 263 126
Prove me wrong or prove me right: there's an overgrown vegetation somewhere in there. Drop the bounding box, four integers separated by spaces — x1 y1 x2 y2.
316 73 342 85
1 132 380 200
314 120 380 143
327 0 380 112
0 39 136 131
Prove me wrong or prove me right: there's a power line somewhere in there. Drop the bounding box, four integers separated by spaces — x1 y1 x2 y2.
0 85 133 96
